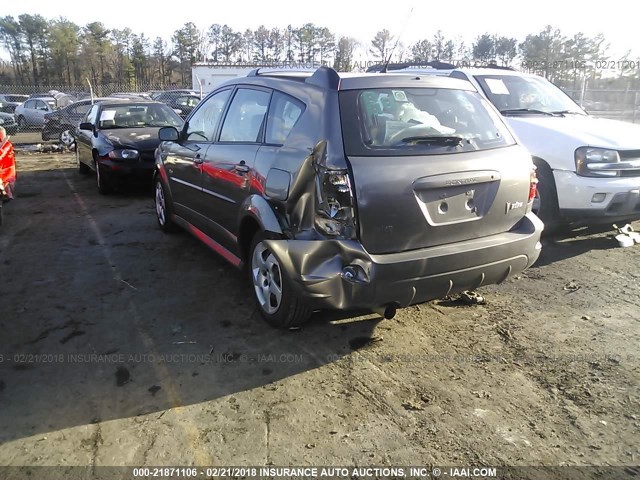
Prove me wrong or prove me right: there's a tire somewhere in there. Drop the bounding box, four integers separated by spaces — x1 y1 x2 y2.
154 176 179 233
249 233 311 329
95 160 112 195
17 116 26 131
59 128 75 148
76 147 90 174
532 159 560 233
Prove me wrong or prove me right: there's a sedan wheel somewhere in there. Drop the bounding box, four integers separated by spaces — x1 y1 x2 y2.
96 162 111 195
60 129 75 147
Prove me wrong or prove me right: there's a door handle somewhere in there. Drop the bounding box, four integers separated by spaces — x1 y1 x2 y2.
193 154 203 165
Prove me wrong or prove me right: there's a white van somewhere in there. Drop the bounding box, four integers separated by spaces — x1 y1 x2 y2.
374 65 640 231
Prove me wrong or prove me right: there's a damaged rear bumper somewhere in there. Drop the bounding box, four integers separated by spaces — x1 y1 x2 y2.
264 213 543 311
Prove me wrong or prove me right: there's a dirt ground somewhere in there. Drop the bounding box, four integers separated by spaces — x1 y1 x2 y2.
0 152 639 477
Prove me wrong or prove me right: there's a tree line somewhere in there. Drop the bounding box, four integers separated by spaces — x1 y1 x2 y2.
0 15 637 90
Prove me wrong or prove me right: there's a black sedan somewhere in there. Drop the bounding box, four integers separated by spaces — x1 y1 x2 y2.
75 100 183 194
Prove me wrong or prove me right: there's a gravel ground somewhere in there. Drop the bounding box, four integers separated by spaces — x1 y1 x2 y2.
0 153 638 479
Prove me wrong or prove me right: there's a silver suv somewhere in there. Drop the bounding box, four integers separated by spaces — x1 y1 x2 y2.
154 67 543 328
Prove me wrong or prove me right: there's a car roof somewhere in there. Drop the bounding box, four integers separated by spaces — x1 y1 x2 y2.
234 67 476 92
97 100 165 108
25 96 56 102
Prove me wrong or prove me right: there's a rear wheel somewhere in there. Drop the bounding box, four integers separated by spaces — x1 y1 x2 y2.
249 233 311 329
532 159 560 233
154 176 179 233
17 116 26 131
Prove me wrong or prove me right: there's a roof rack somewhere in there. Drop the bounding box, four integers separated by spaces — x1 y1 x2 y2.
247 66 341 90
475 62 515 71
367 61 456 73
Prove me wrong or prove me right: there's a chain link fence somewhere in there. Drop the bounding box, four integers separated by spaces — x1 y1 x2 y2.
0 83 195 143
564 88 640 123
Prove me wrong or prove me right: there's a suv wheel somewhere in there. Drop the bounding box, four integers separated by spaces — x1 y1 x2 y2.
17 116 26 130
249 233 311 328
532 159 560 232
154 176 179 233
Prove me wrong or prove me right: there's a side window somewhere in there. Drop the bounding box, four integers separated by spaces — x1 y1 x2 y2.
24 100 35 109
219 88 271 143
185 89 231 142
86 105 99 124
265 92 305 145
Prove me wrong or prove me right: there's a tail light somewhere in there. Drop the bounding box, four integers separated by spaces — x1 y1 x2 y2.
528 166 538 203
315 166 357 239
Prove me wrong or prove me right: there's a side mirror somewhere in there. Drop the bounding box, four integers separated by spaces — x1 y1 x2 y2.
79 122 93 131
159 126 179 142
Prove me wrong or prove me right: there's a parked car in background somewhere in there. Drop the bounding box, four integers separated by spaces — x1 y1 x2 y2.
166 94 201 119
110 92 152 100
371 64 640 231
75 100 183 194
0 112 18 136
154 67 543 328
14 97 57 130
154 89 200 104
0 94 28 114
42 97 136 146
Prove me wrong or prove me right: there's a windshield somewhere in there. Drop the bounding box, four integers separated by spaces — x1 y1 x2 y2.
474 75 586 115
98 104 183 129
340 87 515 156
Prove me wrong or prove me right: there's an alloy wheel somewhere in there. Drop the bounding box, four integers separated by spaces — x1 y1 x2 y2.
251 242 283 314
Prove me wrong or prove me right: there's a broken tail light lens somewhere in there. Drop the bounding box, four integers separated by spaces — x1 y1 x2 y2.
315 167 357 239
528 166 538 203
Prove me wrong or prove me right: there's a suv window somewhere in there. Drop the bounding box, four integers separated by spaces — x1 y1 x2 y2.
474 74 586 114
220 88 271 143
265 91 304 145
340 87 515 156
24 100 35 109
186 89 230 141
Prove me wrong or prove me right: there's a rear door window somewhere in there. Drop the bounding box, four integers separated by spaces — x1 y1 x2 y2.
265 91 304 145
219 88 271 143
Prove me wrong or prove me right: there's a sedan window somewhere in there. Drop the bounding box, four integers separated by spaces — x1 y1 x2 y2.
98 104 183 129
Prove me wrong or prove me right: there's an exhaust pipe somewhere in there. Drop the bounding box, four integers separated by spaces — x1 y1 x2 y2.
373 304 397 320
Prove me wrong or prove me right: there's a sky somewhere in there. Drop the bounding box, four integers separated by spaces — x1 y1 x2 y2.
1 0 638 62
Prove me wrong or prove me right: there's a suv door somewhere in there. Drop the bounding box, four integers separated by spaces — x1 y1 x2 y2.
199 87 271 247
162 88 231 227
